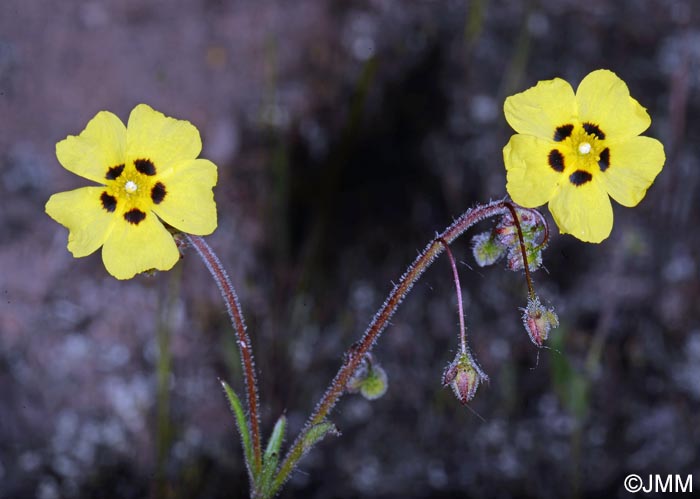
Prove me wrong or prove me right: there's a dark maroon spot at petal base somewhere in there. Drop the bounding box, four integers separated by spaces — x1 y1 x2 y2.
569 170 593 186
582 122 606 140
134 158 156 176
553 124 574 142
106 164 125 180
100 192 117 212
548 149 565 172
598 147 610 171
151 182 166 204
124 208 147 225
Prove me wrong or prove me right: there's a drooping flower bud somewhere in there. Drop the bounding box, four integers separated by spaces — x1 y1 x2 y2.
522 295 559 347
347 354 389 401
471 232 507 267
442 352 488 404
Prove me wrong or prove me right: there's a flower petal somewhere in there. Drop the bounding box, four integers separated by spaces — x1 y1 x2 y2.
504 134 561 207
56 111 126 184
549 178 613 243
126 104 202 173
576 69 651 140
504 77 577 139
601 136 665 207
101 212 180 279
45 187 115 257
151 159 218 235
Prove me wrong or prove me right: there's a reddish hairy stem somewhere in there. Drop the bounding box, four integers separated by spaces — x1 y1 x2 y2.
438 237 467 354
502 202 536 299
271 200 521 494
186 235 262 477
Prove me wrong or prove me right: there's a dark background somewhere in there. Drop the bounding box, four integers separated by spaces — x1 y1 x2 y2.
1 1 699 498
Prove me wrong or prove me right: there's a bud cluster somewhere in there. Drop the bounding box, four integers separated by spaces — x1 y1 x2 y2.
471 207 547 272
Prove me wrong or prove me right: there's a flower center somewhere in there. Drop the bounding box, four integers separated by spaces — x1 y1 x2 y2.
547 122 612 186
125 180 138 193
100 157 169 227
103 162 160 214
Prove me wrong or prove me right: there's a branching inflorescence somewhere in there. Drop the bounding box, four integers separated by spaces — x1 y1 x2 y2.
191 199 555 497
44 69 666 498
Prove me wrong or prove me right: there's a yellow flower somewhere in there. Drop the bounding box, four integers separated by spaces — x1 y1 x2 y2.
46 104 218 279
503 69 665 243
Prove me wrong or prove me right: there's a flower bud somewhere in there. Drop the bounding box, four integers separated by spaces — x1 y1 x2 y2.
347 354 389 400
442 352 488 404
358 365 388 400
506 245 543 272
471 232 507 267
522 296 559 347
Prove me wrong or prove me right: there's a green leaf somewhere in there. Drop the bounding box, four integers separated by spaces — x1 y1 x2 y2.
259 415 287 495
220 380 255 478
264 415 286 464
302 421 339 454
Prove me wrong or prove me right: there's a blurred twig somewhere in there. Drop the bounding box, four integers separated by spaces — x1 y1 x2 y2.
154 262 183 499
498 1 534 100
464 0 488 50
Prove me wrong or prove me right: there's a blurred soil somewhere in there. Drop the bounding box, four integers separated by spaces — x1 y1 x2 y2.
1 1 699 498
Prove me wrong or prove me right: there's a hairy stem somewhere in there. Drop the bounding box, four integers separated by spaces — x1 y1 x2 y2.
271 199 521 494
438 237 467 354
186 235 263 478
502 201 535 299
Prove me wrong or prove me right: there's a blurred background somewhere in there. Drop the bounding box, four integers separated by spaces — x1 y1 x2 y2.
1 0 699 497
